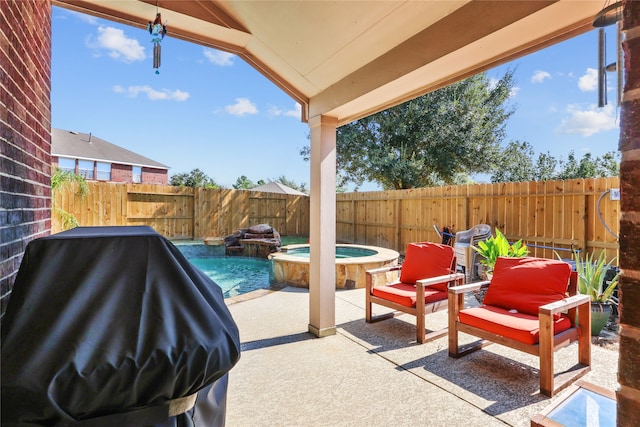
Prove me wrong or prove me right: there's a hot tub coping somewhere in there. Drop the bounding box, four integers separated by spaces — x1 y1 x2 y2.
269 244 400 265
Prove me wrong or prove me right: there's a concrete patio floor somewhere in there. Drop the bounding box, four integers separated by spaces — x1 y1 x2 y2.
224 287 619 426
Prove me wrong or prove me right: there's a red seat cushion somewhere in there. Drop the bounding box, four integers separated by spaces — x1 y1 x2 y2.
372 282 448 307
458 306 572 345
399 242 454 291
482 257 571 316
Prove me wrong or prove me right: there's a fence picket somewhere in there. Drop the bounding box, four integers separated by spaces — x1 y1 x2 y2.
53 178 619 261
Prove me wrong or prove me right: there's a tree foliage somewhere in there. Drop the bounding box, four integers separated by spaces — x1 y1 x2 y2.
490 142 620 182
232 175 308 193
233 175 255 190
302 71 516 190
51 168 88 230
170 168 220 188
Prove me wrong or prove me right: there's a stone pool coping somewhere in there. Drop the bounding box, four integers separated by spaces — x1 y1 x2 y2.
268 244 400 289
270 243 400 265
224 283 287 306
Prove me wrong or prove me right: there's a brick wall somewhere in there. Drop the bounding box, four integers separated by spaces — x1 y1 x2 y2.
617 1 640 424
51 159 167 184
111 163 131 182
0 0 52 320
142 167 168 185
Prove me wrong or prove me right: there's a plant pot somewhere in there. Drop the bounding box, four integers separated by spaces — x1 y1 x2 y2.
591 303 613 336
473 272 492 304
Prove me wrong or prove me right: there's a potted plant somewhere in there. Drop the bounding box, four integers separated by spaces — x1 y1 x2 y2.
473 228 529 278
573 250 619 336
471 229 528 304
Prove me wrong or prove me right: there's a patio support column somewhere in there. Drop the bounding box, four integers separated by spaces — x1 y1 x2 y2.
307 115 337 337
618 0 640 422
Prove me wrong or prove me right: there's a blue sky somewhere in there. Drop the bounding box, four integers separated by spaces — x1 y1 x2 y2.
51 7 621 191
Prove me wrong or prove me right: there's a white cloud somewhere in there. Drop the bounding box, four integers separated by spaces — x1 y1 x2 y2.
557 103 618 136
268 103 301 118
509 86 520 98
203 49 235 66
578 68 598 92
87 26 145 63
531 70 551 84
113 85 189 101
225 98 258 116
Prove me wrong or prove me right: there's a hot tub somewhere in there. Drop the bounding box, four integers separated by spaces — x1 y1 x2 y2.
269 244 399 289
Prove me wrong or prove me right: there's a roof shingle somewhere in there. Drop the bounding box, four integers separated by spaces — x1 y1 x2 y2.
51 128 169 170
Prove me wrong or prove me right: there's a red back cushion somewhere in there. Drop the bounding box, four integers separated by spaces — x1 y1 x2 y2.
399 242 454 290
482 257 571 316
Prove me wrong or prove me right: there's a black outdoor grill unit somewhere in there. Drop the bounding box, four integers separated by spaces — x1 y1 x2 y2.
1 226 241 426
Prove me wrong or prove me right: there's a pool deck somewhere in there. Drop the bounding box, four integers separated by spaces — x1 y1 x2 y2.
224 286 619 426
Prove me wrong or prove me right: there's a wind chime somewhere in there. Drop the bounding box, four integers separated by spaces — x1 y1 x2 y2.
593 1 623 107
147 6 167 74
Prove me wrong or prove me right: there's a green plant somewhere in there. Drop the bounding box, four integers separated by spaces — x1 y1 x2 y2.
573 250 618 305
473 228 528 273
51 168 88 230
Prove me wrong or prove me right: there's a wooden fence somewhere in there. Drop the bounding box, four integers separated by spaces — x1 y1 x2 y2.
52 182 310 240
53 177 620 260
336 177 620 260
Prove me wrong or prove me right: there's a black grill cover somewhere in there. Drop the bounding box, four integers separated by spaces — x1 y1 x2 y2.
1 226 241 426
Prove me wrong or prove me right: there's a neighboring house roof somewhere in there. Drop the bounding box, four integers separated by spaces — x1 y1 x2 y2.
51 128 169 170
252 182 308 196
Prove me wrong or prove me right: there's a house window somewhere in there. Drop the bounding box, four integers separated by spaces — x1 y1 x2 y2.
132 166 142 183
96 162 111 181
57 157 75 173
78 160 94 179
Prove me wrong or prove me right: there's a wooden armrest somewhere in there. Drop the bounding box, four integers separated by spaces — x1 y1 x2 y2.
539 294 590 316
448 280 490 295
366 265 402 276
416 272 465 288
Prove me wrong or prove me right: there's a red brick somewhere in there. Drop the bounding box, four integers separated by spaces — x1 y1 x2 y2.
0 0 52 317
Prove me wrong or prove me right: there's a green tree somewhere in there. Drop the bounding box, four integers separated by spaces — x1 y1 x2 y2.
595 151 620 177
170 168 220 188
490 141 559 183
490 145 619 183
51 168 88 230
490 140 536 182
557 151 620 179
233 175 255 189
302 71 516 190
534 152 559 181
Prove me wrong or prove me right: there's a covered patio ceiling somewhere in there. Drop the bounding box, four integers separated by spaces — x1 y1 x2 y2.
51 0 611 338
52 1 604 126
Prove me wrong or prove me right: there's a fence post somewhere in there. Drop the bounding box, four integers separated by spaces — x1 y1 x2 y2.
192 187 198 240
395 198 401 252
352 199 356 244
579 192 587 255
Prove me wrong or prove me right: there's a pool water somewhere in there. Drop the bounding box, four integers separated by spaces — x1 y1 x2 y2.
285 246 378 259
175 238 308 298
187 256 271 298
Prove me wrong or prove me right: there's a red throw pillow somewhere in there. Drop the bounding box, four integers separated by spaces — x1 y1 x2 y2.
399 242 454 290
482 257 571 316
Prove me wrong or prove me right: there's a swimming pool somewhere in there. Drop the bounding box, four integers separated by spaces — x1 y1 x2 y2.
187 256 272 299
174 241 273 298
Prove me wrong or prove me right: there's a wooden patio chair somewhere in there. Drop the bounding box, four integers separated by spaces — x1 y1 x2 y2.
448 256 591 397
366 242 465 344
